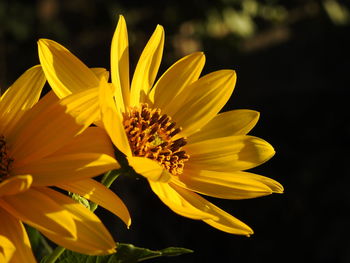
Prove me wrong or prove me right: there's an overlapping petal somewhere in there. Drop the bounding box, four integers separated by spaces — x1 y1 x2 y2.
0 175 32 197
99 80 131 156
38 39 100 98
1 188 77 239
130 25 164 106
0 65 45 137
0 208 36 263
185 135 275 172
149 181 216 220
171 70 236 137
111 15 130 109
188 110 260 144
150 52 205 111
174 169 283 199
128 156 170 182
57 178 131 227
34 187 116 255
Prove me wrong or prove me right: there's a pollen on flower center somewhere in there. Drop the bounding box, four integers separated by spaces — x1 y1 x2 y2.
0 135 13 181
123 104 189 175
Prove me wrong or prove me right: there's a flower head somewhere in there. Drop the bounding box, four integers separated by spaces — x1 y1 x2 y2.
0 66 130 262
38 15 283 236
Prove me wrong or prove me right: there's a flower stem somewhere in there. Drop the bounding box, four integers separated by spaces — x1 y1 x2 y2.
44 246 65 263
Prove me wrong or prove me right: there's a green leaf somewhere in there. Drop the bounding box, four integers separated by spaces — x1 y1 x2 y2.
25 225 53 260
42 243 192 263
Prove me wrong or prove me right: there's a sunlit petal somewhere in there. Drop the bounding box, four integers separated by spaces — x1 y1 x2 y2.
130 25 164 106
150 52 205 112
128 156 170 182
0 208 36 263
38 39 99 98
111 15 130 109
0 65 45 137
149 181 216 220
58 178 131 227
34 187 116 255
172 70 236 136
99 80 131 156
185 135 275 172
188 110 260 144
173 169 283 199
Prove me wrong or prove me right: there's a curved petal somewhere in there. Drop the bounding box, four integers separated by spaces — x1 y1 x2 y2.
188 110 260 144
91 67 110 82
100 80 131 156
173 169 283 200
0 235 15 263
163 184 253 235
130 25 164 106
1 188 77 239
128 156 170 182
185 135 275 172
201 199 253 236
9 89 99 166
150 52 205 112
0 65 45 137
50 126 115 157
172 70 236 137
14 153 119 186
149 181 216 220
34 187 116 255
38 39 99 98
111 15 130 109
0 175 32 197
57 178 131 227
0 208 36 263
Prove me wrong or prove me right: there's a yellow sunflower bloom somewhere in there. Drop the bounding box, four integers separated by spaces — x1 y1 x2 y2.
0 65 131 262
38 15 283 236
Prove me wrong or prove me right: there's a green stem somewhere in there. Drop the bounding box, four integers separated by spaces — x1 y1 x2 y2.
44 246 65 263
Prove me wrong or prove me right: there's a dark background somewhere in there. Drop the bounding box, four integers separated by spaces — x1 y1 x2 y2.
1 0 349 262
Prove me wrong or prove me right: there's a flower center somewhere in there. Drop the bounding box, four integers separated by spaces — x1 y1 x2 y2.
123 104 189 175
0 135 13 182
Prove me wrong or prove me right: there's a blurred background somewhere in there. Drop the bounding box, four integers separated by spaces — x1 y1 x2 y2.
1 0 349 262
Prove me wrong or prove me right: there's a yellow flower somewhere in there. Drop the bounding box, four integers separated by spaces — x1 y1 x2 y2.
38 15 283 236
0 66 131 262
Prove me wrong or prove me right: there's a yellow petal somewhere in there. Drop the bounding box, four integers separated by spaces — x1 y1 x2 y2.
8 92 87 165
188 110 260 144
171 70 236 137
149 181 216 220
91 67 110 82
51 126 115 157
111 15 130 109
14 153 118 186
128 156 170 182
35 187 116 255
38 39 99 98
0 208 36 263
130 25 164 106
0 65 45 137
174 169 283 200
59 87 101 128
150 52 205 112
185 135 275 172
0 175 32 197
1 188 77 239
99 80 132 156
200 199 254 235
0 235 15 263
57 179 131 227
